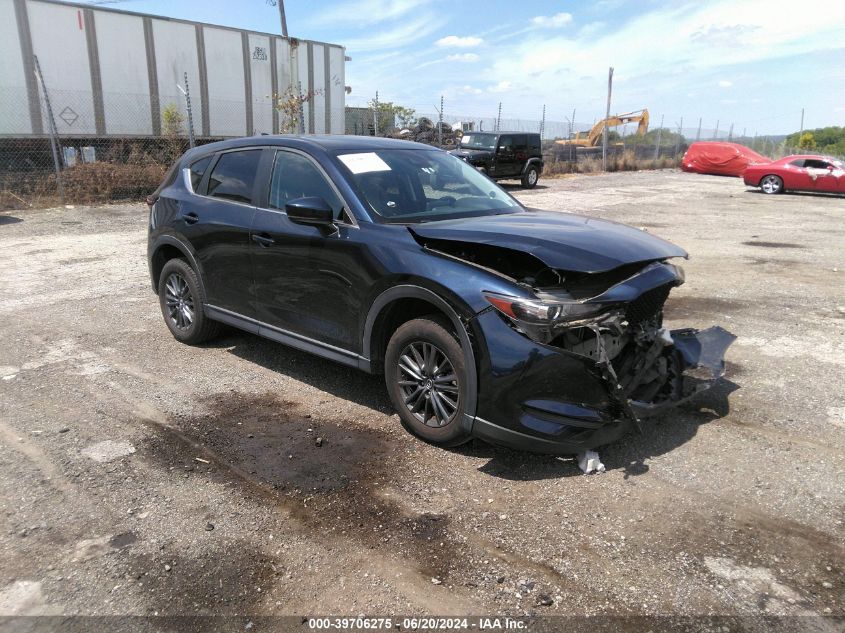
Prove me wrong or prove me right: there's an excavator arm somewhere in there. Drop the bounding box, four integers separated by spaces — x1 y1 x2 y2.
561 108 650 147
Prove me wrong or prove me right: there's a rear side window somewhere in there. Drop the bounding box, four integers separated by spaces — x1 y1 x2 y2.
189 156 212 191
269 151 344 220
512 135 528 151
527 135 541 153
789 159 805 168
207 150 262 203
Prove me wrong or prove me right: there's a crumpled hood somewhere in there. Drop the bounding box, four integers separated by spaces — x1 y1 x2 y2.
410 210 687 273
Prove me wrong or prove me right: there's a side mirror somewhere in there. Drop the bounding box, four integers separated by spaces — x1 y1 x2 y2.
285 196 334 226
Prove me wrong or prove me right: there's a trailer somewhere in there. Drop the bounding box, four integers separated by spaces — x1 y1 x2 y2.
0 0 347 139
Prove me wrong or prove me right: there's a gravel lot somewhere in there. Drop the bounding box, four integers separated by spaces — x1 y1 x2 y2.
0 170 843 627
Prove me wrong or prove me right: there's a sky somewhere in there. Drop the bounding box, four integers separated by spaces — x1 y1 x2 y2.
73 0 845 134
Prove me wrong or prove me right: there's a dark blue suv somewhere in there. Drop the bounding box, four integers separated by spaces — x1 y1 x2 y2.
147 135 734 454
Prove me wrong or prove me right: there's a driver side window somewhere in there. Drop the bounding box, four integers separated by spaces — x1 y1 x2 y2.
269 151 345 220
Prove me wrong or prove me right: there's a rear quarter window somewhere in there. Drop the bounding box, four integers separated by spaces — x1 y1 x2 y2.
207 150 262 204
189 156 213 192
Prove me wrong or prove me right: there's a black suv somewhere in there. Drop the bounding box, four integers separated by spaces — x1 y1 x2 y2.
148 135 733 454
450 132 543 188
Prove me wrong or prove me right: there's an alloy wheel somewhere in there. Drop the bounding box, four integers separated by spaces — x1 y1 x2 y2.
397 341 460 427
164 272 195 330
761 175 781 194
527 168 538 185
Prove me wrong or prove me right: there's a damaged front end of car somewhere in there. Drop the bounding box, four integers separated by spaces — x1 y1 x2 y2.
415 230 736 453
481 260 736 426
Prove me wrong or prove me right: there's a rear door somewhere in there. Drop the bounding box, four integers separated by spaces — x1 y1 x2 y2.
182 148 261 316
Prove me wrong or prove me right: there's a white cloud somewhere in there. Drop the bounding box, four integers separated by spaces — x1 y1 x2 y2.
343 16 444 52
488 80 512 93
307 0 431 27
718 80 732 87
531 12 573 28
446 53 480 62
435 35 483 48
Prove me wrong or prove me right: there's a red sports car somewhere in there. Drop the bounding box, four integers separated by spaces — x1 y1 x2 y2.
743 155 845 194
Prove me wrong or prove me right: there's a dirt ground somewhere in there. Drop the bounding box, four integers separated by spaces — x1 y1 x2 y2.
0 170 843 628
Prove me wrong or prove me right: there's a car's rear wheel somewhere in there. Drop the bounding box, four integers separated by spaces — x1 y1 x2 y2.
385 316 470 447
158 258 220 344
521 164 539 188
760 174 783 194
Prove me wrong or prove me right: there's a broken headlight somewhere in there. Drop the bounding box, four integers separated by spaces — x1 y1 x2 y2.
484 293 608 343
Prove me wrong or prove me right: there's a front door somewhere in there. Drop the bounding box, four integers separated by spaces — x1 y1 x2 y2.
493 134 519 177
249 149 365 353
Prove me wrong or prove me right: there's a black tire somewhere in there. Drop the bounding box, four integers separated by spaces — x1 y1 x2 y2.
521 164 540 188
385 316 471 447
158 258 221 345
759 174 783 194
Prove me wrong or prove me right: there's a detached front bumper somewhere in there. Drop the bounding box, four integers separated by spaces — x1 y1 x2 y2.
468 310 736 455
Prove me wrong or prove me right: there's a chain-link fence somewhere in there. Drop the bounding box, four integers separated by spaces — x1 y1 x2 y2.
3 77 831 210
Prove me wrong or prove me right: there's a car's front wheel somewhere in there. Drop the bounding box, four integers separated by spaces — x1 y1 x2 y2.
385 316 470 447
521 164 540 188
759 174 784 194
158 258 220 344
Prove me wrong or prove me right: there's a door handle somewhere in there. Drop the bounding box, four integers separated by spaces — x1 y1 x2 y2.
251 234 275 247
183 212 199 224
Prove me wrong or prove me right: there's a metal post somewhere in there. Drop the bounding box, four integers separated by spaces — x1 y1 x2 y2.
714 120 719 140
182 72 195 148
33 54 64 202
602 67 613 171
799 108 804 134
438 94 443 146
674 117 683 156
696 117 702 141
496 102 501 131
570 108 575 163
298 81 305 134
728 123 734 141
373 90 379 136
653 114 664 160
539 104 545 140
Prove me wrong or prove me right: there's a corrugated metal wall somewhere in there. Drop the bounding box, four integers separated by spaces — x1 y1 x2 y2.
0 0 346 138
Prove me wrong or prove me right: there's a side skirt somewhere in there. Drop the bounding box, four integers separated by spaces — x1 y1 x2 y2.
204 305 372 372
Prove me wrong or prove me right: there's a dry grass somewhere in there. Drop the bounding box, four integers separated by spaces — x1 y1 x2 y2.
33 162 167 204
544 151 680 176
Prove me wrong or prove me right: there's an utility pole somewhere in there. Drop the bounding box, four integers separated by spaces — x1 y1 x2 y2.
602 66 614 171
799 108 804 134
276 0 288 37
653 114 664 160
540 104 545 140
696 117 702 141
496 102 502 131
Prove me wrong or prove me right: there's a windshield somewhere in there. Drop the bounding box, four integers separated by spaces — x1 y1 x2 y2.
458 134 497 151
335 149 522 223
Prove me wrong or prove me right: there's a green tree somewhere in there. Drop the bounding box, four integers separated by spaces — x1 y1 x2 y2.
797 132 817 150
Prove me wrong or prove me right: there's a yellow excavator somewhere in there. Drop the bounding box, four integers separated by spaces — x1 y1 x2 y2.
556 108 649 147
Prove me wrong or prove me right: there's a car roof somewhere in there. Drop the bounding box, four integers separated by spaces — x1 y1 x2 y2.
184 134 432 156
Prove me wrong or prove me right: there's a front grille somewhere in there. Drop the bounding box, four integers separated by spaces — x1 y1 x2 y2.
626 283 671 325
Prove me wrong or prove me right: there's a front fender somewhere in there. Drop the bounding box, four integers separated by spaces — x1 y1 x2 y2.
362 284 479 428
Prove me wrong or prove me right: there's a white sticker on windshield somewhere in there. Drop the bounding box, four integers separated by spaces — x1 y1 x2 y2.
338 152 391 174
